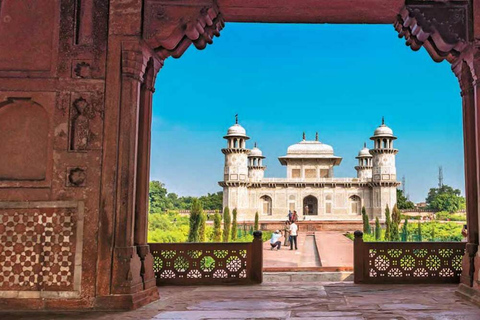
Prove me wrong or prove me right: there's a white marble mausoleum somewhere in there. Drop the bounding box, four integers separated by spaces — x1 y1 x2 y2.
218 117 400 221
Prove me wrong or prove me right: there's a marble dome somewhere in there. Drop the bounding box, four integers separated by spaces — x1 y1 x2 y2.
249 146 263 157
373 124 394 137
287 140 334 156
357 146 372 157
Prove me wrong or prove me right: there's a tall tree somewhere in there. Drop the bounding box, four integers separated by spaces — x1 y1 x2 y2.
222 207 231 242
392 204 401 225
396 189 415 209
401 218 408 242
187 199 202 242
375 217 381 241
391 204 401 241
384 205 391 241
254 211 259 231
362 206 371 234
198 211 206 242
213 211 222 242
417 221 423 242
426 184 466 213
231 208 238 241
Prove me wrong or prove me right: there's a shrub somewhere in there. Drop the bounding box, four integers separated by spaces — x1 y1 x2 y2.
254 211 259 231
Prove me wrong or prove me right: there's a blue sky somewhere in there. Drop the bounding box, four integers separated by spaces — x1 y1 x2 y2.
150 23 464 203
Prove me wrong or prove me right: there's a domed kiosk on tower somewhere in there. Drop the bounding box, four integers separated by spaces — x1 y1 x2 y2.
219 117 400 224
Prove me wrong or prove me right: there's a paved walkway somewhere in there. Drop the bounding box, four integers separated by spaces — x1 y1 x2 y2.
315 231 353 267
264 231 353 271
3 282 479 319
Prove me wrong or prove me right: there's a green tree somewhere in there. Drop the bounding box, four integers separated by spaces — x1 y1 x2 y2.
149 180 223 212
385 205 391 241
213 212 222 242
375 217 381 240
392 204 401 225
254 211 259 231
187 199 202 242
401 218 408 242
417 221 422 242
198 211 206 242
198 192 223 210
231 208 238 241
149 181 169 213
222 207 231 242
362 206 371 234
396 189 415 209
426 184 466 213
390 204 401 241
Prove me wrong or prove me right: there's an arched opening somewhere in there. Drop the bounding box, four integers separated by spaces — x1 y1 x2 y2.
260 195 272 215
303 195 318 215
349 195 361 215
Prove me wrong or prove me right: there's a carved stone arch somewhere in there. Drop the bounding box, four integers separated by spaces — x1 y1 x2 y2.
0 98 49 181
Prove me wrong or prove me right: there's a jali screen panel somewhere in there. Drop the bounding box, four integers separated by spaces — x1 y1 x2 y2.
149 241 262 285
354 232 465 284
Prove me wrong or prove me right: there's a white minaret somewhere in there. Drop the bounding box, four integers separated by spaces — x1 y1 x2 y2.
355 142 373 180
369 117 399 219
248 142 266 182
220 115 250 215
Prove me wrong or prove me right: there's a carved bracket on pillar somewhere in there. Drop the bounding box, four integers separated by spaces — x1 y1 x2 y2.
394 0 471 62
143 0 225 61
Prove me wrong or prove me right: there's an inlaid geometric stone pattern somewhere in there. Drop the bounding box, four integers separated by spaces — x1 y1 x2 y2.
0 206 78 292
366 244 464 283
150 243 251 285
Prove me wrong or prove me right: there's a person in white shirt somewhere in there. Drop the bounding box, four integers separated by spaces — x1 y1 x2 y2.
270 230 282 250
289 222 298 250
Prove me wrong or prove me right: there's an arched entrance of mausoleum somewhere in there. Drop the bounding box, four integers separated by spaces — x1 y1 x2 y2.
303 195 318 216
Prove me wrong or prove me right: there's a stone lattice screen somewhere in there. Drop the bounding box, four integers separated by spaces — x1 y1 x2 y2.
0 201 84 298
149 236 263 285
354 231 465 284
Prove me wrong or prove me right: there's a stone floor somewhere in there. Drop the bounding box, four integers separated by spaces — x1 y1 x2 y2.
2 282 479 319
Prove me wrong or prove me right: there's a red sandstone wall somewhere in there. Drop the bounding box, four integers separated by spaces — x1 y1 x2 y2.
0 0 108 308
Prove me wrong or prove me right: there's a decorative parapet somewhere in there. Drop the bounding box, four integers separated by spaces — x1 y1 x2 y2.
143 0 225 60
394 0 471 63
149 231 263 285
354 231 465 284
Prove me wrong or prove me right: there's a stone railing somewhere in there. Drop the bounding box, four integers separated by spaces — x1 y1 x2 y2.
149 231 263 285
353 231 465 284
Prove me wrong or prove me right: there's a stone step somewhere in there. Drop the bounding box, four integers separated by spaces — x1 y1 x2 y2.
263 271 353 283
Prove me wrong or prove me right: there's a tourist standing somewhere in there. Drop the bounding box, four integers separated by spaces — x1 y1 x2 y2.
283 221 291 246
287 210 292 222
290 210 298 223
289 222 298 250
270 230 282 250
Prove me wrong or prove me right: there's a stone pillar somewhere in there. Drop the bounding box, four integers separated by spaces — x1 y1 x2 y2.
457 61 479 288
134 58 161 291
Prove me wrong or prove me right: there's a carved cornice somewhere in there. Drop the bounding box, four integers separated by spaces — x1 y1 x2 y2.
394 0 471 63
143 0 225 60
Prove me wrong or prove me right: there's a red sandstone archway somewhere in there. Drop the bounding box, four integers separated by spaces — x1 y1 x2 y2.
0 0 479 311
